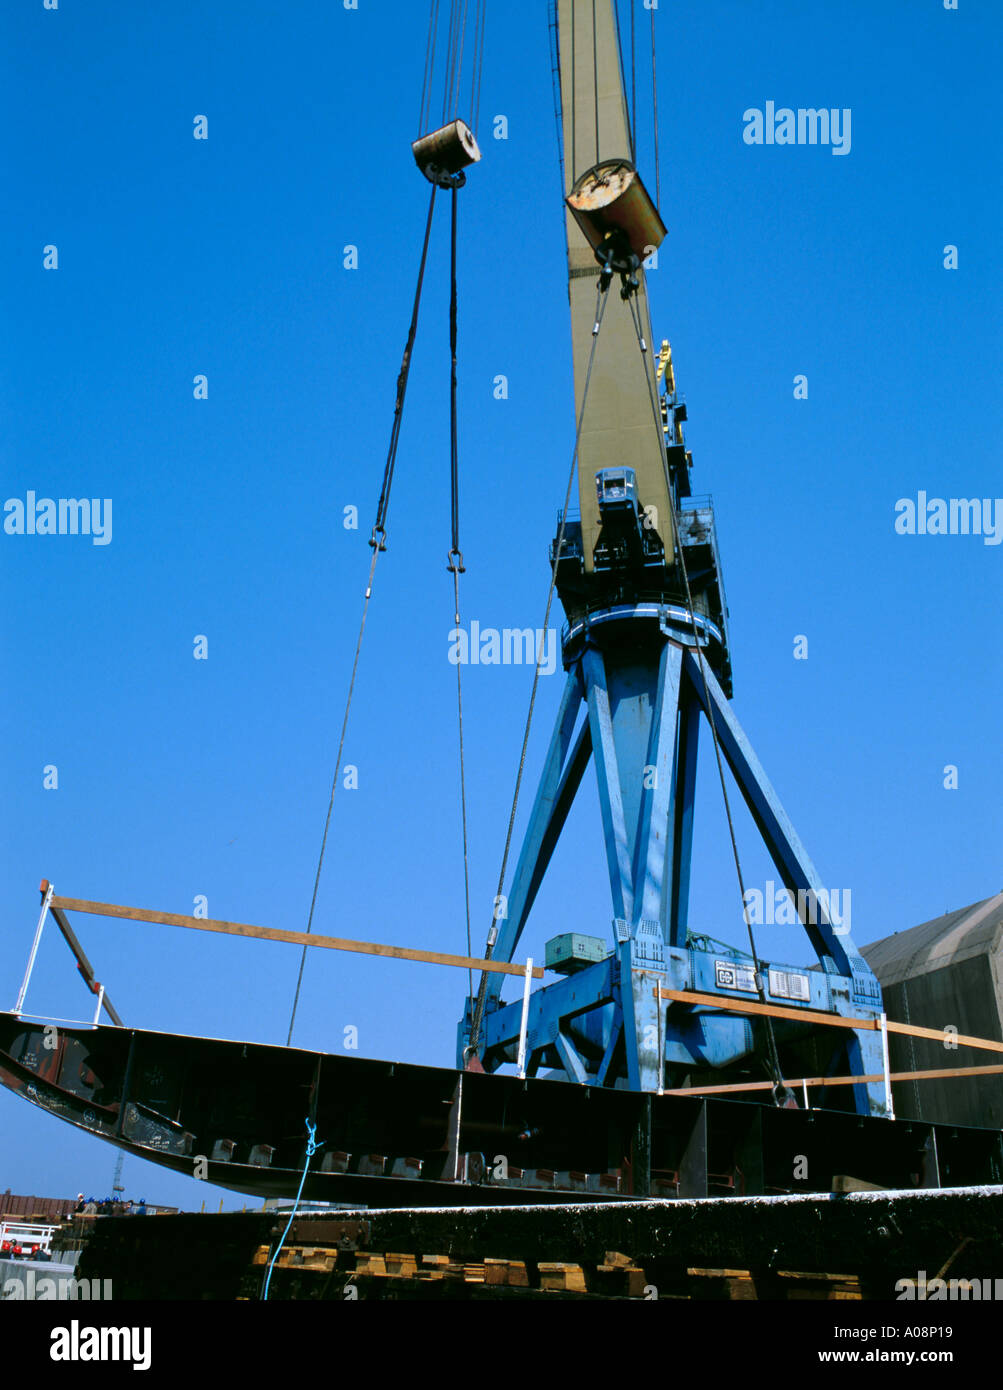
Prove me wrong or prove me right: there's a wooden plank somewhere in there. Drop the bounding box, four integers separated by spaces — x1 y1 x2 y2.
659 988 874 1031
832 1175 882 1194
663 1074 872 1096
51 895 543 980
886 1063 1003 1082
539 1262 587 1292
663 1062 1003 1098
283 1253 336 1271
47 901 125 1027
786 1286 861 1302
595 1263 648 1297
251 1243 336 1272
684 1270 756 1301
659 987 1003 1055
885 1019 1003 1055
483 1259 529 1288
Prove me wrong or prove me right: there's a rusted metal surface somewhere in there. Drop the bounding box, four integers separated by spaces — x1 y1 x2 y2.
566 160 666 259
0 1191 78 1221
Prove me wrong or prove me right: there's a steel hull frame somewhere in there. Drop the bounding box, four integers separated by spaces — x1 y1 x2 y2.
3 1012 1001 1206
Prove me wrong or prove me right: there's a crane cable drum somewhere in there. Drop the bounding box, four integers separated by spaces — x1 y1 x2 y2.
563 1 666 295
414 0 486 187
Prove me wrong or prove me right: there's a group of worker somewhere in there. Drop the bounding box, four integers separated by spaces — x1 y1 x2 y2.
73 1193 147 1217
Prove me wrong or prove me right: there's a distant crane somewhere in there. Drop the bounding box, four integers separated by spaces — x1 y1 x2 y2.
111 1152 124 1201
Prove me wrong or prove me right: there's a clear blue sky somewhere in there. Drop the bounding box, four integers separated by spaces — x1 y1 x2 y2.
1 0 999 1210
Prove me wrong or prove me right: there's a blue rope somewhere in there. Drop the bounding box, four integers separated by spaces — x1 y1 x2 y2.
262 1118 323 1301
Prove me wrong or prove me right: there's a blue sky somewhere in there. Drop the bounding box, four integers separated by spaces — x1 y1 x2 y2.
1 0 999 1210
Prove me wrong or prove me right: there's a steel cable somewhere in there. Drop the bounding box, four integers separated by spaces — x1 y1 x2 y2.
447 186 474 998
613 0 633 161
630 0 636 169
419 0 441 134
286 187 438 1045
592 0 600 167
650 5 661 210
471 0 487 136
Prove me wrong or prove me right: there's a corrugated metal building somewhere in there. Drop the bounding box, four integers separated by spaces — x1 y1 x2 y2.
0 1191 79 1221
862 892 1003 1129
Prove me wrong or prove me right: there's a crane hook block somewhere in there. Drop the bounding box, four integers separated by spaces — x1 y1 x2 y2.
566 160 666 263
412 120 481 186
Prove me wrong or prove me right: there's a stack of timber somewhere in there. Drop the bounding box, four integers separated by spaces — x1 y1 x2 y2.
250 1241 862 1299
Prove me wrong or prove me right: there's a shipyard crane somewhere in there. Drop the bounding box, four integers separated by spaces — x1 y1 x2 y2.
14 2 989 1215
458 0 889 1116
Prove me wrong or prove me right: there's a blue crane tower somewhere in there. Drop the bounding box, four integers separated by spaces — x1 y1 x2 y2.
458 0 888 1115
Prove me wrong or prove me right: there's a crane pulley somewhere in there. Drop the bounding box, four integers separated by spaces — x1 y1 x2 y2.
566 158 665 297
412 118 481 187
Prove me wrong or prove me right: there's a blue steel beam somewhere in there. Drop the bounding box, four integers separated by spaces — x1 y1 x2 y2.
681 650 885 1112
632 641 684 931
481 718 592 1010
479 669 586 1009
596 1003 623 1085
482 957 617 1067
668 691 699 945
682 650 860 979
845 1021 891 1118
582 646 635 924
555 1031 589 1083
520 721 592 927
620 957 664 1091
